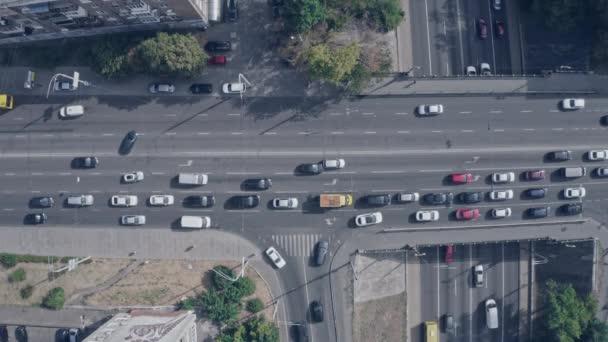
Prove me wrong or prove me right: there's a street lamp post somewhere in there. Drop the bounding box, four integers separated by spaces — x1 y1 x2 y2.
46 71 91 98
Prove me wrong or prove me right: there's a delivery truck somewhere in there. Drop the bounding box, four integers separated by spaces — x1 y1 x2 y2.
320 194 352 208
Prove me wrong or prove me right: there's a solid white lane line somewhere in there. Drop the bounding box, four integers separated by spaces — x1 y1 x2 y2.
59 173 71 176
151 172 165 175
228 113 240 116
395 112 408 115
420 169 452 173
15 135 25 138
231 132 243 135
264 132 277 135
165 132 176 136
432 130 442 133
490 110 502 114
460 111 472 114
4 173 15 176
331 131 344 135
102 133 114 136
31 173 44 176
364 131 376 134
226 172 260 175
330 113 342 116
197 132 210 135
273 172 293 175
397 130 410 134
461 130 474 133
362 112 375 116
424 0 433 74
552 128 564 131
455 0 465 72
493 129 505 132
520 110 533 113
523 128 535 131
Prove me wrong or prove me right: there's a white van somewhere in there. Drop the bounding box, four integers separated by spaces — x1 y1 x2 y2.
178 173 208 185
180 216 210 228
562 167 586 178
67 194 94 207
485 299 498 329
59 105 84 118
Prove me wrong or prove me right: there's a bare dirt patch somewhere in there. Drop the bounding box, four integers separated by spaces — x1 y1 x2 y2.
353 292 407 342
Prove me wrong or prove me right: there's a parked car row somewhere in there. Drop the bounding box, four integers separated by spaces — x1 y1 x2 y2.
417 98 588 117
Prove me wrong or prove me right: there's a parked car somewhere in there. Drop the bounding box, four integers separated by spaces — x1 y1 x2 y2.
588 150 608 161
123 171 144 183
26 213 47 224
527 206 550 218
355 212 383 227
450 173 473 184
207 55 227 65
67 194 94 207
396 192 419 203
444 314 455 334
73 156 98 168
492 172 515 183
474 265 484 287
294 322 309 342
596 167 608 177
547 150 572 161
205 40 232 52
149 195 175 206
299 163 323 174
189 83 213 94
466 66 477 76
456 208 480 220
185 195 215 207
493 0 502 10
424 192 453 205
489 189 514 201
15 326 27 342
526 188 547 199
148 83 175 94
444 245 454 263
491 207 512 218
233 195 260 209
314 240 329 266
120 130 137 154
222 82 246 94
111 195 138 207
416 210 439 222
272 197 299 209
68 328 79 342
485 299 499 329
458 191 482 204
54 80 75 91
244 178 272 190
478 18 488 39
524 169 545 180
561 98 585 110
30 196 54 208
365 194 391 206
265 246 286 268
121 215 146 226
494 20 505 38
59 105 84 118
561 203 583 215
563 187 586 199
225 0 238 21
480 63 491 75
310 301 324 322
417 104 443 115
322 159 346 169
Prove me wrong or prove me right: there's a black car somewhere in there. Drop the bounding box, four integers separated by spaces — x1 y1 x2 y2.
120 130 137 154
15 326 27 342
310 301 324 322
26 213 47 224
526 188 547 199
294 322 309 342
73 156 98 168
0 325 7 342
205 40 231 52
244 178 272 190
189 83 213 94
30 196 54 208
185 195 215 208
561 203 583 215
365 194 391 206
55 328 69 342
233 195 260 209
299 163 323 174
423 192 453 205
225 0 238 21
601 115 608 126
314 240 328 266
547 150 572 161
527 206 550 218
443 314 454 334
458 191 482 204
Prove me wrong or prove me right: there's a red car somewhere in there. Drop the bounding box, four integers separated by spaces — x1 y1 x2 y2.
456 208 480 220
525 170 545 181
494 20 505 38
478 18 488 39
207 55 227 65
444 245 454 263
450 173 473 184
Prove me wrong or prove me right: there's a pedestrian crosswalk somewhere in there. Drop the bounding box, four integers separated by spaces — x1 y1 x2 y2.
271 234 322 257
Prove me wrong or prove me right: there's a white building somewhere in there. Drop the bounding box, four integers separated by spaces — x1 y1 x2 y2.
83 310 197 342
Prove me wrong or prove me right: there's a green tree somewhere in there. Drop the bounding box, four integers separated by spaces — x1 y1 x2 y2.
246 298 264 313
581 319 608 342
177 296 199 311
0 254 17 268
211 265 236 291
285 0 326 33
544 280 596 342
20 285 33 299
235 277 256 297
307 43 361 85
90 37 132 78
530 0 591 32
201 290 240 323
365 0 404 32
135 32 207 77
8 268 26 283
217 317 279 342
42 287 65 310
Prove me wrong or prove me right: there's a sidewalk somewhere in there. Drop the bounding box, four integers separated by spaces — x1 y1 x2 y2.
0 305 109 328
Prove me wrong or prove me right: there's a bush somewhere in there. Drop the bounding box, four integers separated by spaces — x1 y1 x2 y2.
177 297 199 311
235 277 256 298
211 266 236 291
201 290 240 323
8 268 26 283
0 254 17 268
246 298 264 313
42 287 65 310
20 285 33 299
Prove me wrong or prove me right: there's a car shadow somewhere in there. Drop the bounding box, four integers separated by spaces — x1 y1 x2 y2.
549 169 570 183
301 195 326 214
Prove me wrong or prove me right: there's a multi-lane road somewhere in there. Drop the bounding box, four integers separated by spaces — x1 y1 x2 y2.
2 94 608 341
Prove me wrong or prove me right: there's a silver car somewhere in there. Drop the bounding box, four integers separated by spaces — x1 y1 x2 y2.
417 104 443 115
149 195 175 206
272 197 299 209
121 215 146 226
111 195 138 207
396 192 419 203
123 171 144 183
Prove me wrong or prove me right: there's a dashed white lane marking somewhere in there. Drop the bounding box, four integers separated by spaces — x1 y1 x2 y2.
228 113 240 116
549 109 559 113
274 190 309 194
226 172 260 175
395 112 408 115
151 172 165 175
362 112 375 116
231 132 243 135
331 131 344 135
330 113 342 116
30 190 41 193
364 131 376 134
165 132 176 136
198 132 209 135
461 130 474 133
432 130 443 133
552 128 564 131
43 134 54 137
264 132 277 135
31 173 44 176
102 133 113 136
165 114 177 117
420 169 452 173
273 172 293 175
460 111 472 114
490 110 502 114
298 132 309 135
198 113 208 117
397 130 410 134
15 135 25 138
4 173 15 176
151 190 163 193
59 172 71 175
493 129 505 132
520 110 533 113
90 190 101 193
523 128 536 131
371 170 405 174
13 117 23 121
3 209 14 211
371 189 405 192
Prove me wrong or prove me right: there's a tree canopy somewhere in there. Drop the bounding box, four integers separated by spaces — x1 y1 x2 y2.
217 317 279 342
307 43 361 85
285 0 326 33
529 0 592 32
135 32 207 77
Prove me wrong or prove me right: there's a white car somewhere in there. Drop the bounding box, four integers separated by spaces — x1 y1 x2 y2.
561 98 585 110
322 159 345 169
416 210 439 222
489 189 514 201
417 104 444 115
564 187 586 199
493 0 501 10
480 63 491 75
272 198 299 209
54 80 75 91
59 105 84 118
474 265 484 287
588 150 608 161
492 172 515 183
121 215 146 226
466 66 477 76
355 212 383 227
123 171 144 183
222 82 246 94
491 207 512 218
111 195 138 207
265 246 286 269
149 195 175 206
396 192 419 203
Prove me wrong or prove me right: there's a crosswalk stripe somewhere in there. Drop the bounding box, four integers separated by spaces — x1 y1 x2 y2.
269 234 322 256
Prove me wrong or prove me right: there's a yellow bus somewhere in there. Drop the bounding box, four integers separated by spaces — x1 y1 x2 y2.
425 320 438 342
